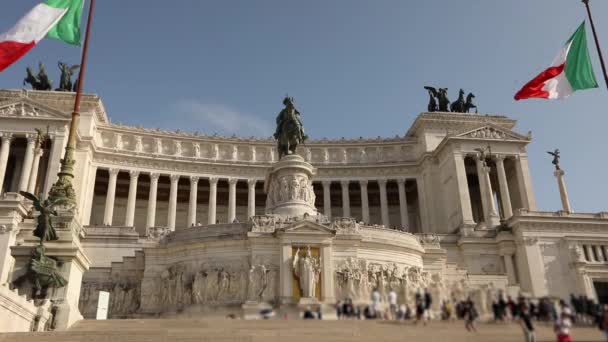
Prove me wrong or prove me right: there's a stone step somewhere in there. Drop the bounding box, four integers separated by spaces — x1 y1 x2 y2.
0 319 603 342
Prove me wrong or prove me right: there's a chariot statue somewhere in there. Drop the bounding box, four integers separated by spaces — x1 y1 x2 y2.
23 63 52 91
274 96 308 158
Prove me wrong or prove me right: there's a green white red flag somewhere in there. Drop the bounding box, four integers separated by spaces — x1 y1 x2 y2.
0 0 83 72
515 22 598 100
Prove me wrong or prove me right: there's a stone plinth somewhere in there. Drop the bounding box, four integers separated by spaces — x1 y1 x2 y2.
264 155 317 218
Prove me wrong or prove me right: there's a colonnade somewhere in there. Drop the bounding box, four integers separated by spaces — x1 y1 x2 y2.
0 132 56 196
92 166 419 232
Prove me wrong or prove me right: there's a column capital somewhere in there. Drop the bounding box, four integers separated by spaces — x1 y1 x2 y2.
228 177 238 185
340 180 349 187
190 175 199 184
108 168 120 177
25 133 37 143
0 132 13 141
247 179 257 187
494 154 507 162
129 170 140 179
170 174 180 183
359 179 368 187
208 176 219 185
149 172 160 181
322 180 332 187
482 165 491 173
377 179 387 186
34 148 44 157
396 177 407 185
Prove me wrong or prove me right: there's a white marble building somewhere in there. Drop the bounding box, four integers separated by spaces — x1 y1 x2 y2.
0 89 607 327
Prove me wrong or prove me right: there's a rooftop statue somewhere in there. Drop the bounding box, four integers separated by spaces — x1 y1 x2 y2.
423 87 478 113
56 62 80 92
450 89 466 113
547 149 561 170
274 96 308 158
23 63 52 91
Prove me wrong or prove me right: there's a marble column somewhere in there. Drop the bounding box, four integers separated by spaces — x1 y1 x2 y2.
27 149 43 194
208 177 218 224
146 173 160 228
495 155 513 218
125 170 139 227
378 179 390 227
359 180 370 223
0 133 13 193
514 154 537 211
554 169 572 213
103 168 119 226
321 244 335 302
247 179 256 219
453 153 475 225
167 174 180 231
227 178 238 223
397 178 409 229
475 156 490 223
18 134 36 192
83 165 98 226
322 180 332 219
340 180 350 218
43 133 66 195
482 164 500 226
188 176 199 227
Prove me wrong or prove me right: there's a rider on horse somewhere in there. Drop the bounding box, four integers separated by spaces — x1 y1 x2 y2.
274 96 307 158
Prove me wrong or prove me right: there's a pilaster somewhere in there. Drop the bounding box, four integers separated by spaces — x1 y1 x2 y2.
378 179 389 227
167 174 180 230
340 180 350 218
208 177 218 224
146 173 159 228
125 170 140 227
188 176 199 226
359 180 370 223
227 178 238 223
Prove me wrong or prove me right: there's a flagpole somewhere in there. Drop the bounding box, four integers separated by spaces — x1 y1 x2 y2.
47 0 96 206
582 0 608 91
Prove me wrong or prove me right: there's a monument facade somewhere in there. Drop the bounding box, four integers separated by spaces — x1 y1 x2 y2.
0 89 607 330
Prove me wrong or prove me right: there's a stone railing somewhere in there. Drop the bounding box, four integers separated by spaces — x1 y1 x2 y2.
515 208 608 219
0 283 52 332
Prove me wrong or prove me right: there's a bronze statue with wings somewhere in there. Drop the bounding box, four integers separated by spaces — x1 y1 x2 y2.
547 149 560 170
56 62 80 92
19 191 66 244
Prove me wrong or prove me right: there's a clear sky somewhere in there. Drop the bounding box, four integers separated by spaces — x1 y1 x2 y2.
1 0 607 212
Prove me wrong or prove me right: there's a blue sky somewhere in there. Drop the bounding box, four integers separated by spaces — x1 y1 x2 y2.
1 0 607 212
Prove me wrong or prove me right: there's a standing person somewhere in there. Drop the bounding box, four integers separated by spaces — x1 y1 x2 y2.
464 298 478 332
600 305 608 342
388 288 398 320
424 288 433 321
518 300 536 342
371 288 381 318
415 290 426 325
554 307 573 342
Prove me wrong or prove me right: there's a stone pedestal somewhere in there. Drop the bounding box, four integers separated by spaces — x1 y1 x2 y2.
10 209 91 330
554 169 572 213
265 155 317 218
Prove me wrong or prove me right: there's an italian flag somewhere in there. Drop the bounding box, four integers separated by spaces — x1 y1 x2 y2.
0 0 83 72
514 22 598 100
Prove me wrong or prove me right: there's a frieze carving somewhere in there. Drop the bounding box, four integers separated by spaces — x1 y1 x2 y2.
147 226 170 241
417 233 440 246
0 103 40 117
265 174 316 208
251 215 276 233
332 217 358 233
466 127 507 140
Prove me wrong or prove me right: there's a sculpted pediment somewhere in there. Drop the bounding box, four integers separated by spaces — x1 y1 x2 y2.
0 99 70 120
275 220 336 236
457 124 530 141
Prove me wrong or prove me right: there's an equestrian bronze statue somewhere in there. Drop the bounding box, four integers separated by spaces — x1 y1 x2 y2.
274 96 308 159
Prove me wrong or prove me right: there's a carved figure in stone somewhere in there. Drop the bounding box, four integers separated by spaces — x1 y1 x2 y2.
174 141 182 156
212 144 219 160
547 149 560 170
359 148 367 163
115 134 123 150
192 270 207 304
571 244 585 263
232 145 238 160
474 146 490 167
135 137 143 152
248 265 270 302
274 96 308 158
323 149 329 163
292 246 320 298
156 139 163 154
305 148 312 162
56 62 80 92
464 92 478 113
217 269 230 300
423 86 439 112
194 143 201 158
250 146 256 161
342 149 348 163
450 89 466 113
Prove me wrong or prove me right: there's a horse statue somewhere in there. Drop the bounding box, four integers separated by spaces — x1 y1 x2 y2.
23 67 40 89
56 62 80 91
437 88 450 112
423 86 438 112
464 92 478 113
274 96 307 159
450 89 466 113
36 63 52 91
